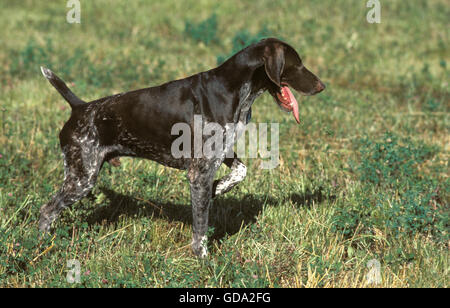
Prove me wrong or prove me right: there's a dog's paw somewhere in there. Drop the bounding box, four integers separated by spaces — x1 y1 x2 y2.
191 236 208 258
38 216 52 234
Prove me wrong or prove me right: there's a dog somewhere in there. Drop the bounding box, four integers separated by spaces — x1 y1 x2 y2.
39 38 325 257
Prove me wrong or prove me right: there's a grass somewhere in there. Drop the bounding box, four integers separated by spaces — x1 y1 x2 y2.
0 0 449 287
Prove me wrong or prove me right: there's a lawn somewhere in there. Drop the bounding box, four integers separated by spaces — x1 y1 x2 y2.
0 0 448 287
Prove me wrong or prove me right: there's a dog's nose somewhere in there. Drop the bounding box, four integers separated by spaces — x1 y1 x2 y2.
315 81 325 93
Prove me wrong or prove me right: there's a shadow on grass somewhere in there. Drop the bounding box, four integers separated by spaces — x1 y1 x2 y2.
85 188 276 241
84 186 334 241
289 186 336 209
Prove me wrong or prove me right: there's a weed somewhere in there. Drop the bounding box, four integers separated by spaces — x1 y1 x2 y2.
217 26 272 64
185 13 219 46
333 132 448 243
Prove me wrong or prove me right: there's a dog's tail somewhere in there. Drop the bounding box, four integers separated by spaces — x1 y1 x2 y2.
40 66 85 108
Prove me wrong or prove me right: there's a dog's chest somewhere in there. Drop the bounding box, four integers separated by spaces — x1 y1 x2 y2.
232 83 263 141
237 83 262 123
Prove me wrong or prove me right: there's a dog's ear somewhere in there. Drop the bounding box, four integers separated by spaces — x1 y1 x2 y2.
263 44 285 87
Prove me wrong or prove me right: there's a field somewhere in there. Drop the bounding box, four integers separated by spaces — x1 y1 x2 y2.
0 0 448 287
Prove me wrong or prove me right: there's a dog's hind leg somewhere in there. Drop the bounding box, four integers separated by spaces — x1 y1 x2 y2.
212 155 247 198
38 144 104 232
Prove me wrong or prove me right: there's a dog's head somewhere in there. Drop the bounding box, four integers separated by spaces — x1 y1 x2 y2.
260 38 325 123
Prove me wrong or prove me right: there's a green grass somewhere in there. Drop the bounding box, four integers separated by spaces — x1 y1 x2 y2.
0 0 449 287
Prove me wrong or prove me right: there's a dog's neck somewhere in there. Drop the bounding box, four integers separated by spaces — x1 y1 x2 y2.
215 44 272 124
237 66 269 121
216 43 266 84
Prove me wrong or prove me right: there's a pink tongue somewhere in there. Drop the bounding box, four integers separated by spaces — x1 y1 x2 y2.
283 86 300 124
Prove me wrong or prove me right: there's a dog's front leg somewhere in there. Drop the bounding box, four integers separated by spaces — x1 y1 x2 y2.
212 155 247 198
187 158 221 257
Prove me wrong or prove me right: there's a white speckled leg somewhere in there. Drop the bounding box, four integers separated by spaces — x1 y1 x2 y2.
39 144 104 233
213 158 247 197
188 158 223 258
191 235 208 258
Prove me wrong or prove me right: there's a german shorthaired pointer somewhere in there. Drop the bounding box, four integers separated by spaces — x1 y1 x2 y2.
39 38 325 257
